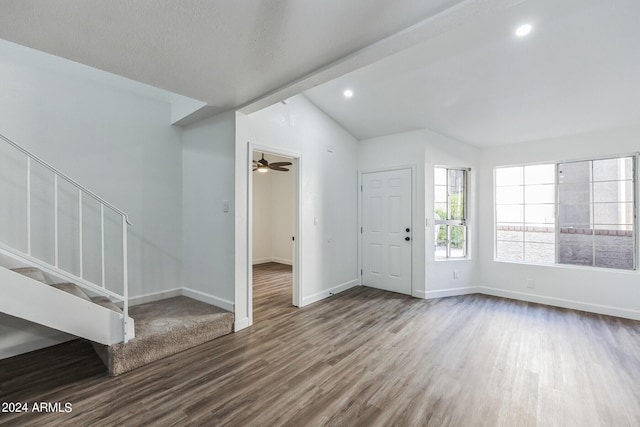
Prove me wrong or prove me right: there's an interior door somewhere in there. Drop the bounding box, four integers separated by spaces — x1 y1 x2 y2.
361 168 412 295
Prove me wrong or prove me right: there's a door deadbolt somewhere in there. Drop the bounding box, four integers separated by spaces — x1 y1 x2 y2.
405 237 411 241
405 228 410 232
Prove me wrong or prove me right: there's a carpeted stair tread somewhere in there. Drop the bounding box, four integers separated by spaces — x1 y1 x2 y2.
12 267 46 283
90 296 123 313
51 282 92 302
98 296 234 376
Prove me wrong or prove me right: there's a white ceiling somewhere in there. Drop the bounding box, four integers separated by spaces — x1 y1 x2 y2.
0 0 464 118
2 0 638 146
305 0 640 146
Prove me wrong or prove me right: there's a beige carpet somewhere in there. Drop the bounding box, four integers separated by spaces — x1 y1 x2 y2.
94 296 234 376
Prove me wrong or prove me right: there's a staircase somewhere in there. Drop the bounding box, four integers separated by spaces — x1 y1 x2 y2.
1 132 235 376
0 132 134 362
1 265 133 345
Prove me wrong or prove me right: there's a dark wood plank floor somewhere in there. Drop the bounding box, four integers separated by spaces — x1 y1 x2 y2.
2 264 640 426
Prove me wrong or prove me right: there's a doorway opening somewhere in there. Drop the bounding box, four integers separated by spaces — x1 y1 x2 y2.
249 148 300 323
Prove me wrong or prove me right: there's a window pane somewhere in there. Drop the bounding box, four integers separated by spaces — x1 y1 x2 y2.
524 184 555 204
524 242 555 264
593 181 633 203
435 224 447 259
525 204 555 224
558 182 592 205
593 157 633 181
434 167 447 186
558 232 593 266
497 224 523 242
558 161 590 184
525 164 555 185
496 167 523 186
559 203 591 229
594 233 634 270
448 170 465 220
496 186 523 205
435 203 447 221
434 185 447 203
450 225 466 258
525 229 554 244
594 202 634 225
497 241 523 262
496 205 523 223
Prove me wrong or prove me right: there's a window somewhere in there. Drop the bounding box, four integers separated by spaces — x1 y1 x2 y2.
495 156 636 270
435 167 467 259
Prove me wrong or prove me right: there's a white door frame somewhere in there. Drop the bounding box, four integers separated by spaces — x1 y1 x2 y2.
247 141 302 325
359 165 416 296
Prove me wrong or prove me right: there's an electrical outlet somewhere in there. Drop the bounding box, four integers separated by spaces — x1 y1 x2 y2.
453 270 459 280
526 278 535 289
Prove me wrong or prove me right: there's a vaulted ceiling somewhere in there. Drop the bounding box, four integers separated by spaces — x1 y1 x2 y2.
304 0 640 146
1 0 638 146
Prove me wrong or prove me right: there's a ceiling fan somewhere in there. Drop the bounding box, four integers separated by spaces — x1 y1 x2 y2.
253 153 292 172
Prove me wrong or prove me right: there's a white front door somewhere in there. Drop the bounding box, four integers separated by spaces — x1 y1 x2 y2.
361 168 412 295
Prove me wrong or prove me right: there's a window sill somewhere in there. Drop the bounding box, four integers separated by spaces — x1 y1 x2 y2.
435 257 472 262
492 259 638 274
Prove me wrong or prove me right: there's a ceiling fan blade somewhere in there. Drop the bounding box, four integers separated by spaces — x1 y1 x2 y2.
253 160 258 164
253 167 258 171
270 166 289 172
269 162 292 167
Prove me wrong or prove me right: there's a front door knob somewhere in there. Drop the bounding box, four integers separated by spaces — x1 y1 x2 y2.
405 228 410 232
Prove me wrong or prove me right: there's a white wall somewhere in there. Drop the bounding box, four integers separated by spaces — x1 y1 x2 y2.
240 94 359 314
252 153 294 265
0 46 183 356
252 167 273 263
478 124 640 319
359 128 480 298
182 111 236 310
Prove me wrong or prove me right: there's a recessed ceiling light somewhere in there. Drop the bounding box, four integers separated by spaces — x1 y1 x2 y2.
515 24 532 38
343 89 354 99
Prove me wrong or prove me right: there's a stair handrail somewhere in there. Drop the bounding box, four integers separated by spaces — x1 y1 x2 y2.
0 133 132 225
0 131 132 343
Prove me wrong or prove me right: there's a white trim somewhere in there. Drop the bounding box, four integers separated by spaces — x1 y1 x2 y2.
477 286 640 321
423 287 477 299
182 287 235 312
127 288 183 307
0 332 75 360
301 279 359 307
234 317 250 331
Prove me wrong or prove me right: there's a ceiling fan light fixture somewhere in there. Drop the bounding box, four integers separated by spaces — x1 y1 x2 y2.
257 164 269 173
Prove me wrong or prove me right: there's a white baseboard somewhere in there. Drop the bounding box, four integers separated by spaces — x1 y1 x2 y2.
422 287 478 299
477 286 640 321
234 317 250 331
252 257 292 266
301 279 359 307
182 287 234 312
0 332 75 360
128 288 183 307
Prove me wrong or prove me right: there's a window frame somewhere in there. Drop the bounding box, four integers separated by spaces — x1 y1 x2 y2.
494 154 638 271
434 166 470 260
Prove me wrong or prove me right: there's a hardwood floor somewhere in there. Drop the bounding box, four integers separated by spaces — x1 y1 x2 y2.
2 266 640 426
